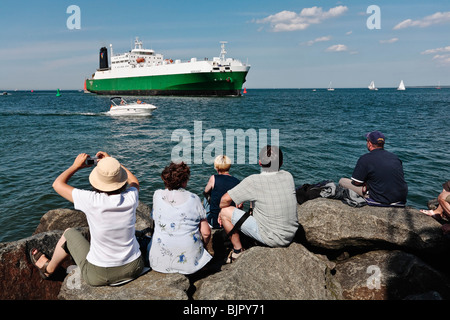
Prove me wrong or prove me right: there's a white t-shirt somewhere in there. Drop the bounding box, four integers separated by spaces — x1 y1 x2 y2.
72 187 142 267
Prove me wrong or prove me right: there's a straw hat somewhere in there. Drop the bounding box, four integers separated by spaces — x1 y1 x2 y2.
89 157 128 192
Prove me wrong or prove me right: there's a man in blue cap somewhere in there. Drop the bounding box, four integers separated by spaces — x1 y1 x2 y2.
339 130 408 207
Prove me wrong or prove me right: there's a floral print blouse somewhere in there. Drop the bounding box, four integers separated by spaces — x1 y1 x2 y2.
149 189 212 274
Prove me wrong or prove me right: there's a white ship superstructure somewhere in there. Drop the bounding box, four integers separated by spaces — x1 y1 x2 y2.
86 38 250 96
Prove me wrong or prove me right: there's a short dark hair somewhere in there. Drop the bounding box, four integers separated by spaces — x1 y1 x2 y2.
367 139 385 149
161 162 190 190
259 145 283 172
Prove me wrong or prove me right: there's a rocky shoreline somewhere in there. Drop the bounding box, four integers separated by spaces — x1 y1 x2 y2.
1 198 450 300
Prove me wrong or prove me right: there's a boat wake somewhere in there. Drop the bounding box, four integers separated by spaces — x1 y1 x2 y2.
0 111 105 117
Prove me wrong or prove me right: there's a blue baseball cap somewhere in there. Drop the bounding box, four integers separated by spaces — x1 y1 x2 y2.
365 131 385 144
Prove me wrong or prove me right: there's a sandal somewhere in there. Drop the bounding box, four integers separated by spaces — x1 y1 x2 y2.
29 248 52 279
226 249 244 264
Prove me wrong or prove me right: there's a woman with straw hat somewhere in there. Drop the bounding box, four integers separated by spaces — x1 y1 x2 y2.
29 151 144 286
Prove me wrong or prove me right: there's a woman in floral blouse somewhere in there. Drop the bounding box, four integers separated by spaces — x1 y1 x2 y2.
149 162 212 274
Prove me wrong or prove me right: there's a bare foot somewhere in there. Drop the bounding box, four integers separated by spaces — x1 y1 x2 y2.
420 209 436 216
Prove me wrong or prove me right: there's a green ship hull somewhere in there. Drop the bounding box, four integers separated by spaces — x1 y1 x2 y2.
85 71 248 96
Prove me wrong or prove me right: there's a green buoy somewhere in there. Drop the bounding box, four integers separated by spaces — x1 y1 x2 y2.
56 89 61 97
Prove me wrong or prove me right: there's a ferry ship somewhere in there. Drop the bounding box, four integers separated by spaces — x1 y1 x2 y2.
85 38 250 96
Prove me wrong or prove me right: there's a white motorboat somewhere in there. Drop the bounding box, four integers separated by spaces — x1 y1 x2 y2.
107 97 157 116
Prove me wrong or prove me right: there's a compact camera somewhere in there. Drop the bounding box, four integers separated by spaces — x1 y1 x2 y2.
85 156 98 165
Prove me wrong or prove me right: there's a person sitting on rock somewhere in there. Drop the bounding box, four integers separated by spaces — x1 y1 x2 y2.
30 152 145 286
149 161 212 274
339 130 408 207
421 181 450 233
204 155 241 229
218 145 299 263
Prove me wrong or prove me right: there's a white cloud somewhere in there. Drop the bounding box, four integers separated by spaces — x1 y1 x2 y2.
379 38 399 44
302 36 332 46
421 46 450 55
256 6 348 32
421 46 450 66
325 44 348 52
393 11 450 30
432 54 450 66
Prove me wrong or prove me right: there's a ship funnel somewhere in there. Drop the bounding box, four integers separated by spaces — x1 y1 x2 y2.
99 47 109 70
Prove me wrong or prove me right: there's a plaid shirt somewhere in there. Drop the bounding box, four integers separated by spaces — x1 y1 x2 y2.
228 170 298 247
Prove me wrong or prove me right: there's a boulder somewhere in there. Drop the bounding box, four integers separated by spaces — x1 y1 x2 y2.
0 230 83 300
4 197 450 301
0 201 153 300
58 268 190 300
297 198 450 254
334 250 450 300
33 209 87 235
193 243 343 300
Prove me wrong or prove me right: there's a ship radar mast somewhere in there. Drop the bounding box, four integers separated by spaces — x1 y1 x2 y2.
220 41 228 62
134 37 143 50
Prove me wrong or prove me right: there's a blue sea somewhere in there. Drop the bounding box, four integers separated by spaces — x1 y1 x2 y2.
1 88 449 243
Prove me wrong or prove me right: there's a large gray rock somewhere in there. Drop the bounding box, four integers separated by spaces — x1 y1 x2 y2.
0 201 153 300
58 268 190 300
193 243 343 300
0 230 83 300
297 198 449 253
334 250 450 300
4 197 450 300
33 209 87 235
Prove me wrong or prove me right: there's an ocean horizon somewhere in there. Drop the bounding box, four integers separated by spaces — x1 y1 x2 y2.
3 86 449 91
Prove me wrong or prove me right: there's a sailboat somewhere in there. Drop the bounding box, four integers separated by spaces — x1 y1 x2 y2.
368 81 378 91
397 80 405 91
327 81 335 91
437 81 441 90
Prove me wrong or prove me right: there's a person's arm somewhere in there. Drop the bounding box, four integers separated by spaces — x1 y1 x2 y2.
219 192 233 209
96 151 139 190
199 219 211 247
204 175 215 194
351 179 364 186
351 157 367 187
122 165 139 191
52 153 89 203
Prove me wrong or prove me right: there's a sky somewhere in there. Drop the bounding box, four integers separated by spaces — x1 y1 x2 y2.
0 0 449 89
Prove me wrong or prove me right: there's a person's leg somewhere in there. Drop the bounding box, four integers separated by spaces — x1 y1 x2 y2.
219 206 243 252
420 189 449 218
438 190 450 219
30 229 71 277
339 178 365 197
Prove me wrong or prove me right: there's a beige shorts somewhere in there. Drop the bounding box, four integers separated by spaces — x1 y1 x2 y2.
64 228 144 286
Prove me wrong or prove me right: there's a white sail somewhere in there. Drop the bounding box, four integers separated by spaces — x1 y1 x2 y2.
368 81 378 90
397 80 405 91
327 81 334 91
